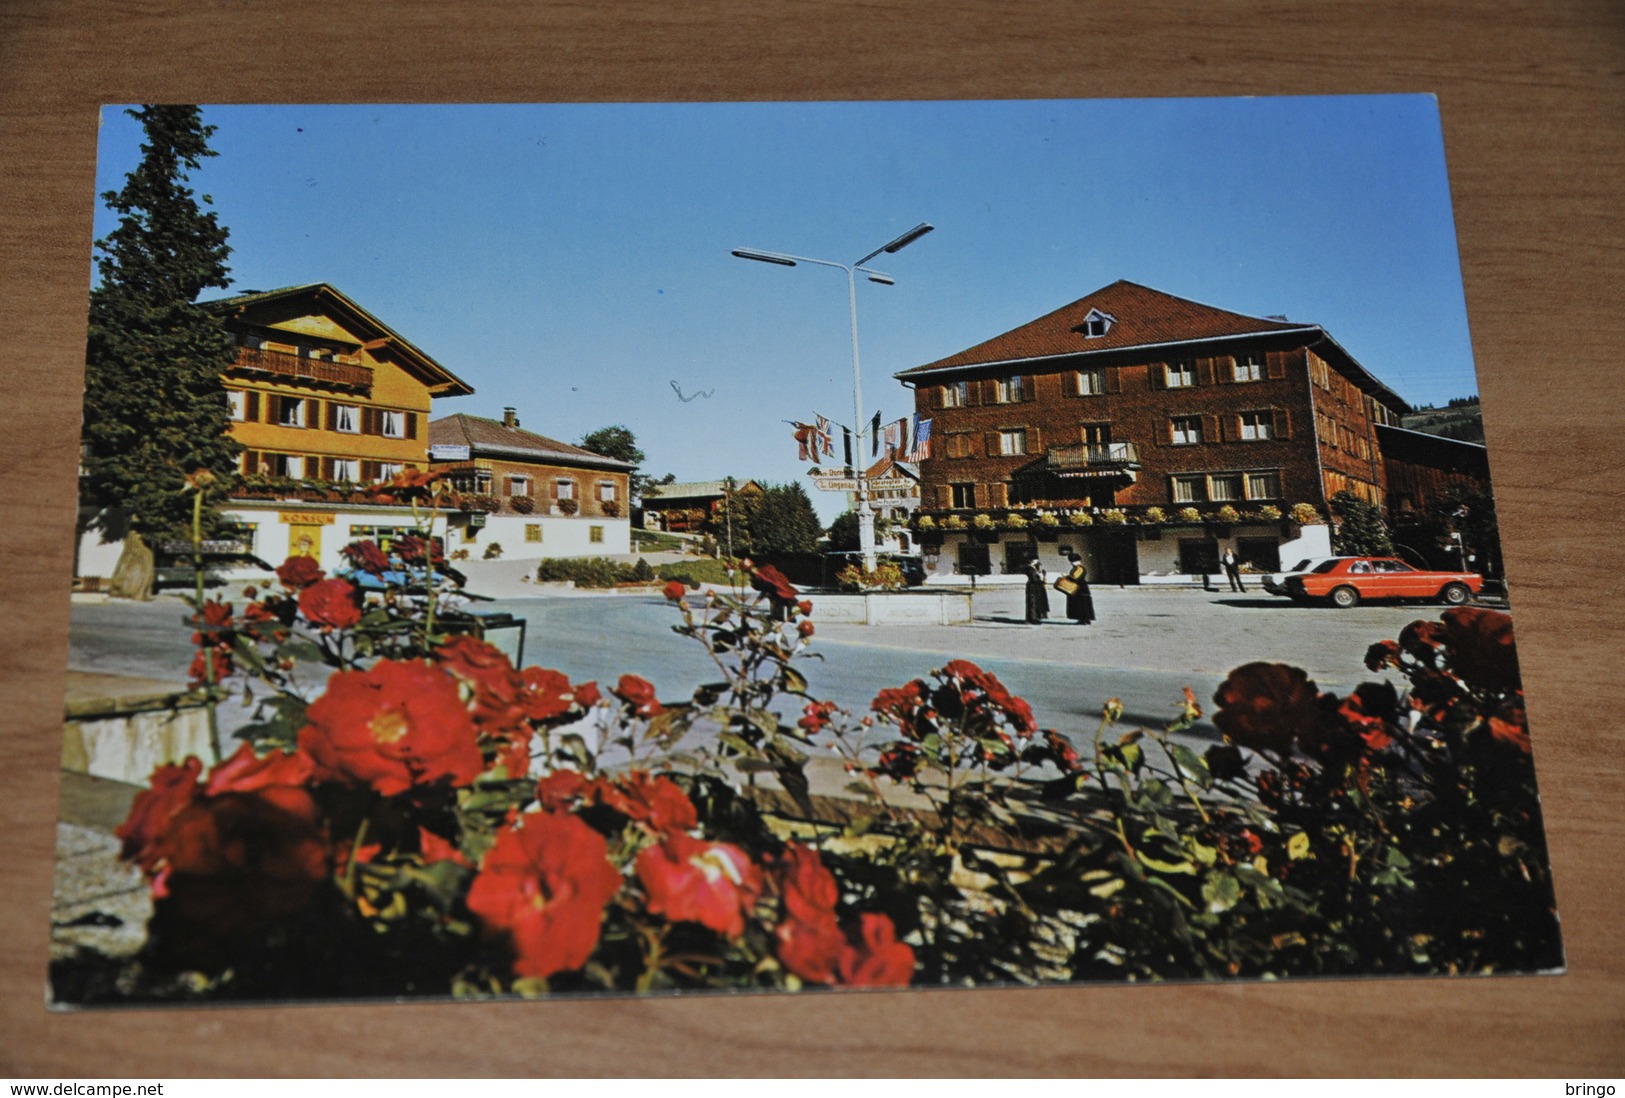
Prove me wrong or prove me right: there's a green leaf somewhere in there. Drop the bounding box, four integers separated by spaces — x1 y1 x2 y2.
1167 742 1212 787
1202 872 1242 913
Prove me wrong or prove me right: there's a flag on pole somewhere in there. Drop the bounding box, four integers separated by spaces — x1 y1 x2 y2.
793 422 815 462
883 419 901 455
896 416 911 456
842 427 853 474
869 411 883 456
907 417 933 461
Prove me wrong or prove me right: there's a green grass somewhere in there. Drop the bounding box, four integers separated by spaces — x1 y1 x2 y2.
654 558 745 588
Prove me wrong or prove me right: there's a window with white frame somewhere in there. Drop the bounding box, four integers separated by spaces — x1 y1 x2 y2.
1171 475 1206 503
1170 416 1203 445
227 390 246 421
1239 410 1273 440
598 480 617 502
1232 354 1264 382
998 428 1028 456
331 458 361 482
380 410 406 439
506 475 531 497
1247 471 1281 499
1076 368 1105 396
950 483 976 509
331 404 359 433
273 454 304 478
942 381 967 408
995 375 1024 403
277 397 306 428
379 462 404 479
555 479 576 500
1209 474 1243 502
1164 361 1195 388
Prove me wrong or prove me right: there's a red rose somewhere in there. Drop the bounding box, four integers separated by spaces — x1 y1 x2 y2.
797 620 816 638
535 768 591 811
600 771 698 835
1324 683 1400 753
1441 606 1521 693
151 787 329 933
298 660 484 795
521 667 578 722
777 911 849 985
663 580 688 602
418 827 470 866
612 674 664 718
836 912 915 987
573 681 602 708
191 598 233 641
1212 663 1321 755
275 555 324 589
117 757 204 872
298 578 362 630
188 645 233 688
778 843 839 925
796 600 813 617
636 833 762 938
466 812 623 980
750 563 798 604
341 539 391 575
798 700 838 736
1365 639 1404 672
1399 619 1447 661
205 743 314 798
1487 701 1532 753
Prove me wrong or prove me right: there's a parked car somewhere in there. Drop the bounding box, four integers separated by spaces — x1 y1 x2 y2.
1281 556 1484 608
1260 556 1337 596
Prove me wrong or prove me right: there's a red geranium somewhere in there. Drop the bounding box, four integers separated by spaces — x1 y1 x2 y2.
1441 606 1522 693
298 578 362 630
418 827 470 866
612 674 664 718
190 599 234 644
275 555 324 589
636 833 762 938
1212 662 1322 756
188 645 234 688
836 912 915 987
465 812 623 980
298 659 484 795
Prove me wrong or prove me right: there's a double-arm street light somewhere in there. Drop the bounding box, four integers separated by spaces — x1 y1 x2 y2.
732 222 934 572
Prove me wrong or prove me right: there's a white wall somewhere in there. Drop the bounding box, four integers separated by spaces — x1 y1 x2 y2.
446 513 632 561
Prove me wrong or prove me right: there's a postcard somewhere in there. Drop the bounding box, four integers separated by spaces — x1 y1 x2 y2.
50 96 1560 1006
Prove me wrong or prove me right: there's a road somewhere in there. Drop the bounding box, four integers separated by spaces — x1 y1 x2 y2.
66 584 1474 756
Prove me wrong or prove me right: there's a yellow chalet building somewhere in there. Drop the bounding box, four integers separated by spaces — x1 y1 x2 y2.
78 283 475 580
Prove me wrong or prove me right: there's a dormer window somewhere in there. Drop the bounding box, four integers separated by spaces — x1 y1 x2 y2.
1078 309 1116 339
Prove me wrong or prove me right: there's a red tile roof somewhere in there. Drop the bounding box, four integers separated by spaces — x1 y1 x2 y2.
895 280 1317 378
429 414 635 470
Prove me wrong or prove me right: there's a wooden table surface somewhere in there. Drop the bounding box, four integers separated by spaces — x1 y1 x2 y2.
1 0 1620 1077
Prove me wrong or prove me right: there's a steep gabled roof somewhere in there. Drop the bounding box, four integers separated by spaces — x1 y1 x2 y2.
203 282 474 397
644 479 761 502
895 280 1317 379
429 414 636 471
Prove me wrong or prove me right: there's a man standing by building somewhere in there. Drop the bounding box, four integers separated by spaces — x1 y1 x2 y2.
1221 548 1246 593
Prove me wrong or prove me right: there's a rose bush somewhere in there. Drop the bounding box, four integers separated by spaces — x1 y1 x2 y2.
52 472 1557 1002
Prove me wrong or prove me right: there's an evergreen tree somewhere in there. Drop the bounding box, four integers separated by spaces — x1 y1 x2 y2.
82 105 239 594
747 482 823 556
1329 490 1394 556
827 510 861 553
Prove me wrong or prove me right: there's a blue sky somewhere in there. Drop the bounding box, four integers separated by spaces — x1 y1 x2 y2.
92 97 1479 520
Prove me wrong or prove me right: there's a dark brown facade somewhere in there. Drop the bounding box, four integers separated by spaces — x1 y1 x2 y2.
901 282 1406 522
1375 423 1492 516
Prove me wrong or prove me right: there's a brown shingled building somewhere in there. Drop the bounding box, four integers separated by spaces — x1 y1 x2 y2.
896 280 1449 584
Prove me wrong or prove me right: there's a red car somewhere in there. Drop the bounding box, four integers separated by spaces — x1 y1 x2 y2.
1281 556 1483 609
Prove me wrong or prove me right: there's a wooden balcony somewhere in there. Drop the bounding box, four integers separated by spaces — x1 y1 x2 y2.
1045 441 1140 473
230 347 373 391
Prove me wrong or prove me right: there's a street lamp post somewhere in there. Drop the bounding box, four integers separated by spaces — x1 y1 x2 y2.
733 223 933 573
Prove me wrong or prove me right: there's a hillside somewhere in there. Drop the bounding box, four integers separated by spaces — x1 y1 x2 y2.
1402 397 1485 444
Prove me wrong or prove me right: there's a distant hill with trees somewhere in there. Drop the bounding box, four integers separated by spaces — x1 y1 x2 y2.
1402 396 1485 444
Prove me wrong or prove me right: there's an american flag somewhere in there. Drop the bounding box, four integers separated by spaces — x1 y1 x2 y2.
906 417 932 461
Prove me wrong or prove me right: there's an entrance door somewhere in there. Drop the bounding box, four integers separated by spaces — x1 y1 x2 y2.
1003 540 1038 575
1178 538 1219 577
288 523 323 563
1097 530 1140 585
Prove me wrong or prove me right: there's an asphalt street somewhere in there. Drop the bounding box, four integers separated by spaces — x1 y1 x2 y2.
66 584 1479 755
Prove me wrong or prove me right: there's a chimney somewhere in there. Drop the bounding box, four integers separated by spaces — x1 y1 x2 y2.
502 407 519 429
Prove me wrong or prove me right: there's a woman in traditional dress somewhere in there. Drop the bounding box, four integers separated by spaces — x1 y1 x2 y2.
1024 558 1050 624
1058 550 1095 625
